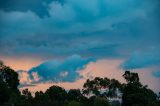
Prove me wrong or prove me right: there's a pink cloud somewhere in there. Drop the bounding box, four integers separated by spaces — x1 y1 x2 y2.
1 56 43 71
20 59 160 93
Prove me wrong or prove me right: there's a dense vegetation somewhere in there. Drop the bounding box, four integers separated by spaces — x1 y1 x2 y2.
0 62 160 106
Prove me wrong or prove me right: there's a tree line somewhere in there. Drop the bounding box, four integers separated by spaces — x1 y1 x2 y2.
0 61 160 106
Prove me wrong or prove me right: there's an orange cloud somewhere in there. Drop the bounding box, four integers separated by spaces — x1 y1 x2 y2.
1 56 43 71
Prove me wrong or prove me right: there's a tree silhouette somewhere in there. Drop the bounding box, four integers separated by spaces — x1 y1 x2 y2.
122 71 158 106
83 77 110 96
45 85 67 105
123 71 139 84
0 61 19 105
1 62 160 106
0 61 19 90
83 77 122 98
68 89 82 101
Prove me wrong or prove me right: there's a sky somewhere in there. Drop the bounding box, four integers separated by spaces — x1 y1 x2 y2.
0 0 160 93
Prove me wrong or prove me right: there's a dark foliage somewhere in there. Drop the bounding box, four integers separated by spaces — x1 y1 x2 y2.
0 62 20 105
0 62 160 106
122 71 159 106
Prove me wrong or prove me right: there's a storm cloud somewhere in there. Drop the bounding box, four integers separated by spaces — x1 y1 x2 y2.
0 0 160 79
0 0 160 59
28 55 95 82
0 0 65 18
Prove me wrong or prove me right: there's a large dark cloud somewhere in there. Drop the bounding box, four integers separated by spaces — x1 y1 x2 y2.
0 0 160 68
0 0 160 88
28 55 95 82
0 0 65 18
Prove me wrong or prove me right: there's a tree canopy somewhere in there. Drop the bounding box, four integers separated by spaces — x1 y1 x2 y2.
0 61 19 105
0 62 160 106
122 71 159 106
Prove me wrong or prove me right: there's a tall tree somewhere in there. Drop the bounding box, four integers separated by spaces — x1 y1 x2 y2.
122 71 158 106
83 77 122 98
0 61 19 104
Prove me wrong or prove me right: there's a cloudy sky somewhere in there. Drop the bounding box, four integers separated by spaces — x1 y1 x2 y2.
0 0 160 93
